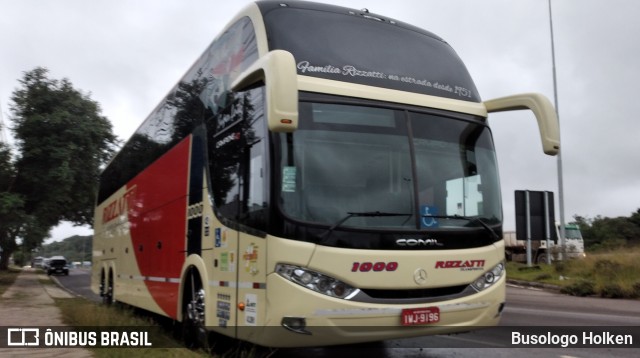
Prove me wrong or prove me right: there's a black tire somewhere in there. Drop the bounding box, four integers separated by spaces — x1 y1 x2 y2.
536 253 550 264
102 271 114 305
505 251 513 261
182 269 209 350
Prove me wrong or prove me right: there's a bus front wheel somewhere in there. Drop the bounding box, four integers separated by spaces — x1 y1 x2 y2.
182 270 209 349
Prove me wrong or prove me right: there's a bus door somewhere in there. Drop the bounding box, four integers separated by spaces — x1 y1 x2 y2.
209 85 268 337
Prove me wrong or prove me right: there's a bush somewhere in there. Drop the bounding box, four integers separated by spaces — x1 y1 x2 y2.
560 279 595 297
509 248 640 299
598 283 627 298
534 273 552 281
594 259 622 279
553 260 567 275
516 265 541 272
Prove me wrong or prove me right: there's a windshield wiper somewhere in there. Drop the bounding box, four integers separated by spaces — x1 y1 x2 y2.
421 214 501 241
320 211 412 241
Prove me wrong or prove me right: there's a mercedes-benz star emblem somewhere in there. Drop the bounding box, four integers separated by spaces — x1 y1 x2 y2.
413 268 427 285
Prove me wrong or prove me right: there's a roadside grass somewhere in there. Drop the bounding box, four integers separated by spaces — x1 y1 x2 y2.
0 266 21 296
54 297 264 357
39 275 57 286
55 297 210 357
507 247 640 298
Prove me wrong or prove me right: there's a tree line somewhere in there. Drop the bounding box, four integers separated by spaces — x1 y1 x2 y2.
572 209 640 251
11 235 93 266
0 68 116 270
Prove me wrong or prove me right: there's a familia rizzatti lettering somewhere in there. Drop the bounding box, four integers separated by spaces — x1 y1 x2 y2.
297 60 385 79
296 60 474 99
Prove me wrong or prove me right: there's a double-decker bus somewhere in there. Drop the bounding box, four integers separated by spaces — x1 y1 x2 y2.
91 0 559 348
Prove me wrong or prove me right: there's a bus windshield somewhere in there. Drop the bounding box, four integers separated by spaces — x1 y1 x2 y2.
278 99 502 232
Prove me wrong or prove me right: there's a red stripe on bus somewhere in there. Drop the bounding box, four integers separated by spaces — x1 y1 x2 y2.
127 136 191 319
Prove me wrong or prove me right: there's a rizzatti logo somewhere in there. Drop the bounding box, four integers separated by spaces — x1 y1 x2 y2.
102 186 136 224
434 260 485 271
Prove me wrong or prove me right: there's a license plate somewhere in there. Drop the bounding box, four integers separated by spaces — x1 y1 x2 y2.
401 307 440 326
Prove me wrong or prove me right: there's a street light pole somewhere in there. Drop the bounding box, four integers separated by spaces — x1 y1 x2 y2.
548 0 566 257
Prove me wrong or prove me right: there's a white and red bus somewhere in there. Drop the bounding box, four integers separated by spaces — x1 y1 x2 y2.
92 0 559 348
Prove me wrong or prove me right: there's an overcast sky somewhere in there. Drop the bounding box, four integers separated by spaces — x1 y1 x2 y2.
1 0 639 242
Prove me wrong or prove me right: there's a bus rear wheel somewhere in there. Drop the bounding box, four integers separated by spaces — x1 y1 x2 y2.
102 271 114 305
182 271 209 349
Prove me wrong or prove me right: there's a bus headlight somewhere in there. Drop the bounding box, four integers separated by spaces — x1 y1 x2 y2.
471 261 504 292
275 264 359 299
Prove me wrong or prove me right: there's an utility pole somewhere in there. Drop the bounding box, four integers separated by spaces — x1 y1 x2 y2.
548 0 566 257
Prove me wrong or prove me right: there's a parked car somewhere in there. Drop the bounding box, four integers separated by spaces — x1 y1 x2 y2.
47 256 69 276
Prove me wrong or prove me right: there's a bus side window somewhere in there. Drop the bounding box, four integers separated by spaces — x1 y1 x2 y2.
211 87 268 235
239 87 268 234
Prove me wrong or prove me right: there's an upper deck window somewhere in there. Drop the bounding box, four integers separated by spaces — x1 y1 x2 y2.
260 2 480 102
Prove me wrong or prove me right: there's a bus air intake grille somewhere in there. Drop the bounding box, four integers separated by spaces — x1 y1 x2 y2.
352 284 472 304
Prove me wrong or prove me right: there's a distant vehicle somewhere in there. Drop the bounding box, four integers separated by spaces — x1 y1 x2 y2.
32 256 44 269
504 224 586 264
47 256 69 276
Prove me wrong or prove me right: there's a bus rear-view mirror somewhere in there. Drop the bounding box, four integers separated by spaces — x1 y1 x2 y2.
231 50 299 132
484 93 560 156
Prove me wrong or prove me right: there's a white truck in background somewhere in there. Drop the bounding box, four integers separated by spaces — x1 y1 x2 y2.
504 224 586 264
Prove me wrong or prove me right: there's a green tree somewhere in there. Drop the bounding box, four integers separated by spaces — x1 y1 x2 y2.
0 142 27 267
41 235 93 263
0 67 117 270
573 209 640 251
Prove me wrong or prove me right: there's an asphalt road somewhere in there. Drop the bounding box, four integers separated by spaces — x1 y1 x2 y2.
52 267 101 303
56 269 640 357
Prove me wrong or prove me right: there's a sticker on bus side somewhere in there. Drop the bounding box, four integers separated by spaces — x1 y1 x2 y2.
243 244 259 275
245 294 258 326
282 166 297 192
420 205 439 228
215 228 229 248
220 251 235 273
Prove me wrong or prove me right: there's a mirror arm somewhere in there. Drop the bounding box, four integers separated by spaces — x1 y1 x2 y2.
484 93 560 156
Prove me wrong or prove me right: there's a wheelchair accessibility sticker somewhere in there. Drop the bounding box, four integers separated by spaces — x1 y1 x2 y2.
420 205 439 228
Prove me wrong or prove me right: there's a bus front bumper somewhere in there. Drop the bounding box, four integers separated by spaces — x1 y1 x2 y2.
243 274 505 347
